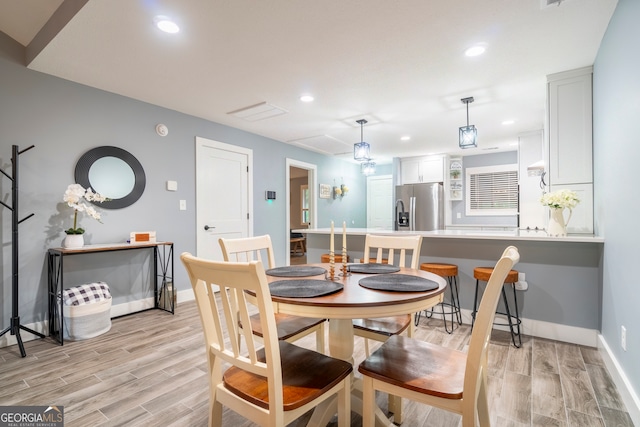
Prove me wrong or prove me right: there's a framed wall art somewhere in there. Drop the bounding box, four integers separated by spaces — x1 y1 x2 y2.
319 183 331 199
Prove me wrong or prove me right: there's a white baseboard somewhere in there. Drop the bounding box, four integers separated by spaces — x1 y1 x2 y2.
177 288 195 303
453 308 598 347
0 293 196 350
0 321 48 349
110 298 155 317
598 335 640 426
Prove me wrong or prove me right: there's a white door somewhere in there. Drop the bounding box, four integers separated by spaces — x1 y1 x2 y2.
367 174 393 229
196 137 253 263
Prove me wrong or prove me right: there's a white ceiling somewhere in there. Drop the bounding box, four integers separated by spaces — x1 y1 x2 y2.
0 0 617 164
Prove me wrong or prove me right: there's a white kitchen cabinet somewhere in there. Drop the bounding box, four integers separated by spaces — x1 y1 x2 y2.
546 67 594 234
400 159 421 184
400 156 444 184
549 184 593 234
547 67 593 185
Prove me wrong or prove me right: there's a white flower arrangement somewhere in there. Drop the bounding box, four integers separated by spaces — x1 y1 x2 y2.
63 183 109 234
539 189 580 210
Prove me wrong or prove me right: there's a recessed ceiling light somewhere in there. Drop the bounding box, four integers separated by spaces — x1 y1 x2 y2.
502 120 515 125
299 95 314 103
154 16 180 34
464 45 486 57
401 136 411 141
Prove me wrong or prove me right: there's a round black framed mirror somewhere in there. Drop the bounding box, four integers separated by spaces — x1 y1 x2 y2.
75 146 146 209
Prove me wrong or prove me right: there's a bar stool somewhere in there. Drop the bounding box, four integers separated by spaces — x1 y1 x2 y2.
472 266 522 347
416 263 461 333
320 253 349 263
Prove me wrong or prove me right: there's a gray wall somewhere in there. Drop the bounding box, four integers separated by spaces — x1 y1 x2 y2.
0 33 366 328
593 0 640 402
450 151 519 226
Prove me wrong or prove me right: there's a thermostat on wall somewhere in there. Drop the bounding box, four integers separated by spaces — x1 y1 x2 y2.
265 191 276 200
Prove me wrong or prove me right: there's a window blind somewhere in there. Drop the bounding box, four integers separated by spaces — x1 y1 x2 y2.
466 166 518 215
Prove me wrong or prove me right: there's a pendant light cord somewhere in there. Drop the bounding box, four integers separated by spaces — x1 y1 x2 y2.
467 102 470 126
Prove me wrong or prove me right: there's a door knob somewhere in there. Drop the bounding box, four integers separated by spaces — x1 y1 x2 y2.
204 225 214 230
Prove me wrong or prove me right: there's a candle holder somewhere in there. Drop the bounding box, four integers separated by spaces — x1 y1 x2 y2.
340 246 350 277
328 251 335 281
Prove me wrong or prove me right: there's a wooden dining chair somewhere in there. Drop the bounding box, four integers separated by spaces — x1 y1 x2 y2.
352 234 423 423
353 234 423 357
181 253 352 427
219 235 326 352
358 246 520 427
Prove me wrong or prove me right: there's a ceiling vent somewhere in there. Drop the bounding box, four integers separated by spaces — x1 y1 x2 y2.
287 135 351 156
227 102 288 121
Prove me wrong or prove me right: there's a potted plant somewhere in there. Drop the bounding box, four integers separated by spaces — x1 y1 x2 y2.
63 184 108 248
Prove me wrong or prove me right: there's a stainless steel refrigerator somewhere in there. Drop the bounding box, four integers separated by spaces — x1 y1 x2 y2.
395 182 444 231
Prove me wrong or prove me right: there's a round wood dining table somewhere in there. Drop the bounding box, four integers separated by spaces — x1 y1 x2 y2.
265 263 447 427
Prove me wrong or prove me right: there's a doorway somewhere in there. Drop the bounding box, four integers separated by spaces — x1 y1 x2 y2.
367 174 393 229
286 159 317 266
196 137 253 266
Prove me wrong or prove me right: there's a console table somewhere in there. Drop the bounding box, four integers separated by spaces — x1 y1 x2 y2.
47 241 174 345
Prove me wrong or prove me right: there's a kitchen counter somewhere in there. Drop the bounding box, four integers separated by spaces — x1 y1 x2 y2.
294 227 604 346
293 227 604 243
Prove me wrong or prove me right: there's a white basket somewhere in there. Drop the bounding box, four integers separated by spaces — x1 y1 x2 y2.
63 297 112 341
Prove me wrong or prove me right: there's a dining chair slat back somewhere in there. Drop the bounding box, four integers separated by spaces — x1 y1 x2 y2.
363 234 422 268
219 234 276 268
180 253 352 427
358 246 520 427
218 235 326 353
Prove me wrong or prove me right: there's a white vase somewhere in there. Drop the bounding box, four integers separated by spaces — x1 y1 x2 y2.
548 208 572 237
64 234 84 249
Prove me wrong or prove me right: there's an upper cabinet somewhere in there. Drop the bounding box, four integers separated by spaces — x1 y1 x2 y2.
547 67 593 185
546 67 594 233
400 155 444 184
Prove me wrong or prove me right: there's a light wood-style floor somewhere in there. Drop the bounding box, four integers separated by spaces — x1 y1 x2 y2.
0 300 633 427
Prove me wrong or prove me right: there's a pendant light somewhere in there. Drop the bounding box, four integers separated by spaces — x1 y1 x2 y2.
353 119 371 161
459 97 477 149
361 160 376 176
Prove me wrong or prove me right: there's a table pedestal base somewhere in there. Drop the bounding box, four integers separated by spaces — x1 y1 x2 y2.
305 319 395 427
306 378 395 427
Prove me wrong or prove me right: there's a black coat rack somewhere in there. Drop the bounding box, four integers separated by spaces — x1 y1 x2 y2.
0 144 44 357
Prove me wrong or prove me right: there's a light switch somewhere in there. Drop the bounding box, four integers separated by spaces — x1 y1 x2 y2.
167 180 178 191
179 200 186 210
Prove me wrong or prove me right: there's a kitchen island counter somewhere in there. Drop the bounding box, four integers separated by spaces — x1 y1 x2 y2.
293 227 604 244
294 227 603 346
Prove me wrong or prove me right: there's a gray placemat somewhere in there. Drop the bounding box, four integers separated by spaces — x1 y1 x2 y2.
269 280 343 298
266 266 327 277
348 263 401 274
358 274 439 292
